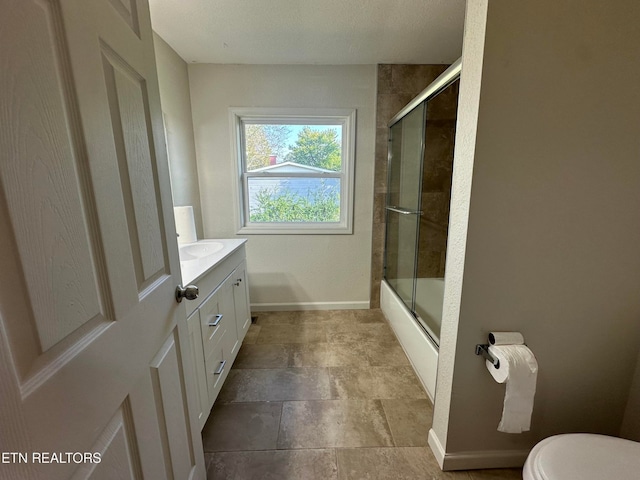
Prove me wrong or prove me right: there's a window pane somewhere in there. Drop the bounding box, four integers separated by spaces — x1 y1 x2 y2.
247 176 341 223
244 124 342 172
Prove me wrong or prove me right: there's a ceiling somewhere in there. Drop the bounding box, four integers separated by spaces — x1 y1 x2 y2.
148 0 466 65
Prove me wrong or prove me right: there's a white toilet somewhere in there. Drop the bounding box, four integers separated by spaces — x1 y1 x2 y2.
523 433 640 479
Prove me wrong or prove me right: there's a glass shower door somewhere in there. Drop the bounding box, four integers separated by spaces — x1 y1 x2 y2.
383 60 461 351
384 103 425 313
414 78 459 343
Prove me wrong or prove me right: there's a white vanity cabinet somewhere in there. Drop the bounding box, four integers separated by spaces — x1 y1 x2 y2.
232 262 251 341
182 241 250 430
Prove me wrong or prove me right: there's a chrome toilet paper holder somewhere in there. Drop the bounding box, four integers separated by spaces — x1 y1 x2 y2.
476 344 500 369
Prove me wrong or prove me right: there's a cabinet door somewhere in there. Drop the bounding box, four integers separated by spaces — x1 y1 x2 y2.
233 261 252 342
187 309 208 429
219 274 240 361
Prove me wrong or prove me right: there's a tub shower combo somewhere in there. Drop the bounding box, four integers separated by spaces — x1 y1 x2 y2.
381 60 460 400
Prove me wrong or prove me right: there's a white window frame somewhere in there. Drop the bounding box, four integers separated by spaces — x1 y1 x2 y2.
230 107 356 235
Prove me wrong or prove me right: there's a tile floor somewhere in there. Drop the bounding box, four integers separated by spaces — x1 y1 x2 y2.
203 309 523 480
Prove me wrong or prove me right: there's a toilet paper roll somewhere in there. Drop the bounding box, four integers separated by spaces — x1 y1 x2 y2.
174 206 197 244
486 344 538 433
489 331 525 346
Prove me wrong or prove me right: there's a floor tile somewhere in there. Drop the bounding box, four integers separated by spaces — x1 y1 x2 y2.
256 324 327 344
289 342 375 368
255 310 348 326
200 309 519 480
468 468 523 479
288 343 329 367
347 309 387 324
364 341 411 367
277 400 394 449
329 367 427 400
233 344 290 369
217 368 332 402
253 311 303 326
299 310 357 324
327 323 397 344
324 342 372 367
202 402 282 452
255 310 389 327
206 449 338 480
371 366 427 399
329 322 394 335
381 399 433 446
204 454 214 475
328 367 379 399
243 324 261 344
336 447 473 480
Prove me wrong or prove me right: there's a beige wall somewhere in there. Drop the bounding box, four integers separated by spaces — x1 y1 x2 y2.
621 350 640 441
153 33 203 238
188 64 376 309
433 0 640 469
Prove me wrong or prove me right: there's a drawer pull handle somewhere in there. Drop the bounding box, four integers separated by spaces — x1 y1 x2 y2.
208 314 223 327
214 360 226 375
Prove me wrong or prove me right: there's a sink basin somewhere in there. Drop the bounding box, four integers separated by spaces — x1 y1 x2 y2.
179 241 224 261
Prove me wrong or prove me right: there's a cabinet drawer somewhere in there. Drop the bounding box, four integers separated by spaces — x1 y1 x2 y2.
205 332 230 403
199 288 226 356
200 308 225 351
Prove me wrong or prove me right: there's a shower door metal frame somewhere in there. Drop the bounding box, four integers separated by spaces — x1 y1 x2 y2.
388 58 462 126
383 59 462 346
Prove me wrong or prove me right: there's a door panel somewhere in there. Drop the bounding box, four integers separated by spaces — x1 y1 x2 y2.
0 0 114 368
106 0 140 36
0 0 205 478
101 45 168 292
70 400 143 480
150 333 195 480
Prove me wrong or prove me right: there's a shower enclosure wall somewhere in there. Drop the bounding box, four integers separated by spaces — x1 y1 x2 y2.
381 60 460 399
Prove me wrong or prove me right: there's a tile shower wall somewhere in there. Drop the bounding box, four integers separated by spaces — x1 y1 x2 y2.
370 65 449 307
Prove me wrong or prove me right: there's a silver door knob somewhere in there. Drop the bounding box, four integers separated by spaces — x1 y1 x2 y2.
175 284 199 303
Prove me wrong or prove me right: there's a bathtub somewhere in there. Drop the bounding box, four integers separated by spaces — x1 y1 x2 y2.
380 278 443 401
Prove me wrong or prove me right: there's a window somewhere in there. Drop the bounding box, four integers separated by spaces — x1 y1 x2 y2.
231 108 356 234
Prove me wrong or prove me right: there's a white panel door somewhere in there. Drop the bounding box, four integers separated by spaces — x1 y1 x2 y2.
0 0 205 479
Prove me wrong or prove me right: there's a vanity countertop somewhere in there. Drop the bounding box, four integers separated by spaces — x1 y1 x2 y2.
179 238 247 284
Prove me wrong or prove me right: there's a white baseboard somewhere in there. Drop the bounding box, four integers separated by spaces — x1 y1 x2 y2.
250 301 370 312
428 429 446 468
428 428 529 471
